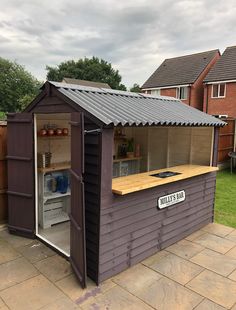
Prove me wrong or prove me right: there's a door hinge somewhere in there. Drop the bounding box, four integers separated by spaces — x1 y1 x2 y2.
84 128 102 134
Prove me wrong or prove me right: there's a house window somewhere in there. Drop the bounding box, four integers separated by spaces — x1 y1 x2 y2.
151 89 161 96
176 87 188 100
212 83 226 98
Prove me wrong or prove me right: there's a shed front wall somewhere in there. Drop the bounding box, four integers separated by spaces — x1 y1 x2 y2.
98 128 217 283
99 172 216 282
25 91 102 284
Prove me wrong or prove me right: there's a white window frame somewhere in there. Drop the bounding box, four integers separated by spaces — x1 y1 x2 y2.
176 86 188 100
150 89 161 96
211 83 226 98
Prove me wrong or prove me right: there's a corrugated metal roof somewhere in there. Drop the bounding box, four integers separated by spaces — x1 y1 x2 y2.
142 49 219 89
49 81 225 127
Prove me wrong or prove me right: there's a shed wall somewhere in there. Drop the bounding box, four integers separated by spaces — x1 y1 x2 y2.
99 172 216 282
99 128 216 282
28 93 101 283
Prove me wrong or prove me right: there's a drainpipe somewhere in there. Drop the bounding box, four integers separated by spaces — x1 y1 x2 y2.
206 85 209 113
188 85 191 106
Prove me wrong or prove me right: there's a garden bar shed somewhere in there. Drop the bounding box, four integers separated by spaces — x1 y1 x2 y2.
7 81 225 288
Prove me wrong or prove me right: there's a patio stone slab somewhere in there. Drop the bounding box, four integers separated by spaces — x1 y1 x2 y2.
225 229 236 243
0 239 21 265
0 257 39 291
142 250 169 267
39 296 79 309
0 230 33 248
144 252 203 285
225 246 236 259
34 254 72 282
17 240 55 263
132 276 203 310
229 269 236 281
56 274 116 305
186 270 236 309
193 233 235 254
190 248 236 276
112 264 162 294
0 298 4 308
201 223 235 237
166 239 204 259
185 229 206 241
81 285 155 310
0 275 64 310
194 299 227 310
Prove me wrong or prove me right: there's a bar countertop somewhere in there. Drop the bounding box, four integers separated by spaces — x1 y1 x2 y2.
112 164 218 195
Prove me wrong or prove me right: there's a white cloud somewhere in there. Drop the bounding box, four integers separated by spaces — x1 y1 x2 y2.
0 0 236 88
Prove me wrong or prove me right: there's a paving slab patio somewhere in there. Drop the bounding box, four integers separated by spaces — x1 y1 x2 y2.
0 222 235 310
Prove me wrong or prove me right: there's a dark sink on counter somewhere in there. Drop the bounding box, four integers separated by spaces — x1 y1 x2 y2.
150 171 182 178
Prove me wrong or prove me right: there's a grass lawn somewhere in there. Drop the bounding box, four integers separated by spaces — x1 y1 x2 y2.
215 169 236 228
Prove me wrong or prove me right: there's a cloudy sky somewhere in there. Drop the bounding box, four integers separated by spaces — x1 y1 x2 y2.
0 0 236 88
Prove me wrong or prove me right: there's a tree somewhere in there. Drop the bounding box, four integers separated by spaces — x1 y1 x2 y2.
0 58 41 112
46 57 127 90
130 83 141 93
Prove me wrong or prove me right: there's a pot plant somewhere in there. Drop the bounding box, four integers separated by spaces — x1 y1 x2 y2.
126 138 134 158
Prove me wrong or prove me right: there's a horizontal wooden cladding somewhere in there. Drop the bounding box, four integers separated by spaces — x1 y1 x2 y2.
99 215 212 283
105 172 216 210
99 209 213 280
99 173 216 281
99 198 214 261
100 179 215 227
31 96 76 113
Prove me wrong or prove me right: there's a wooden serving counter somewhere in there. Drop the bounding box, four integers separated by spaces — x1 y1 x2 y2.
112 164 218 195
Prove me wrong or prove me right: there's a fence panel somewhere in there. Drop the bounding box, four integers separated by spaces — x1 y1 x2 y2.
218 118 235 164
0 122 7 223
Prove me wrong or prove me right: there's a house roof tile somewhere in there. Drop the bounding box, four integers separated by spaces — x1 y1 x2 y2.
204 46 236 83
142 50 219 89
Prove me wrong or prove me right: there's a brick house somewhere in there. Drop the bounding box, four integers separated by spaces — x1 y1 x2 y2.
203 46 236 118
141 50 220 110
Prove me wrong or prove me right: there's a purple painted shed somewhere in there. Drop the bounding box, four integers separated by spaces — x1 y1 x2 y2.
7 81 225 288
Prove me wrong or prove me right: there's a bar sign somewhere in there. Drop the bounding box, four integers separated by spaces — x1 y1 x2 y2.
158 190 185 209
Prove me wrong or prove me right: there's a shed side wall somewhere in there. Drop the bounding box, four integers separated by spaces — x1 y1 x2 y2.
98 129 216 282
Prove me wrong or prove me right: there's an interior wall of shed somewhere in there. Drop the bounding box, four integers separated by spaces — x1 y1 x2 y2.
113 126 214 177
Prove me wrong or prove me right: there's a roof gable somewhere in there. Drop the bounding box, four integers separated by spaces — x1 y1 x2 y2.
142 50 219 89
204 46 236 83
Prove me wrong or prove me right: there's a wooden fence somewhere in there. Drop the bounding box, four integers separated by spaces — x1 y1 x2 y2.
0 122 7 223
218 118 236 164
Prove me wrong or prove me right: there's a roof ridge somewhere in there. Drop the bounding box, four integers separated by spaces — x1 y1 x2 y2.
225 45 236 50
164 49 219 61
